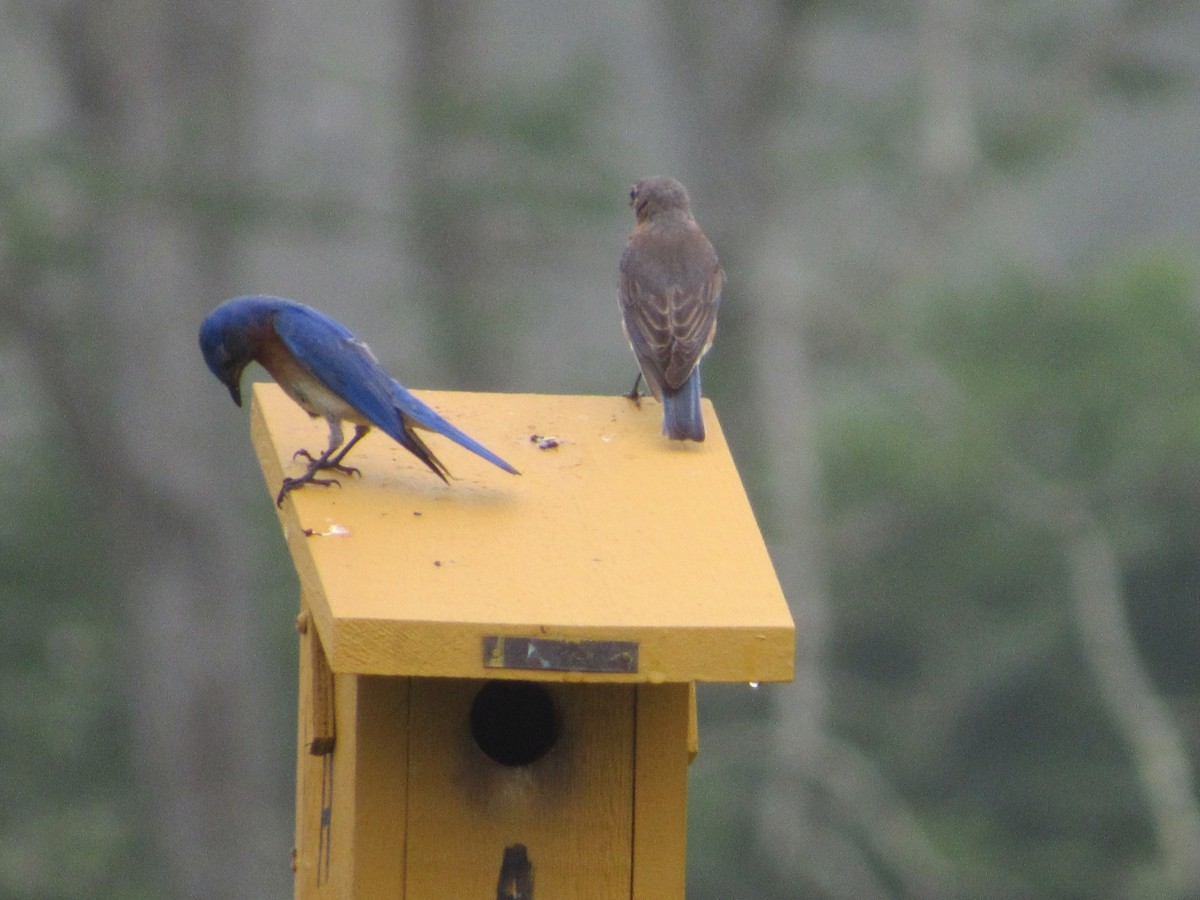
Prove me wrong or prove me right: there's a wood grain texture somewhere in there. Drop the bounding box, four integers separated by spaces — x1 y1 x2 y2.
632 683 691 899
294 621 410 899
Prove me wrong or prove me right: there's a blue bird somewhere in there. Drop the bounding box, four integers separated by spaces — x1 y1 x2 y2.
199 295 519 505
619 176 723 441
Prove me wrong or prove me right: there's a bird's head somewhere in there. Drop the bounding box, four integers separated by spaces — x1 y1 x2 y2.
199 298 265 407
629 176 692 224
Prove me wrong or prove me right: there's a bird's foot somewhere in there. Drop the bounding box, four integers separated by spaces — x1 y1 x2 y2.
293 448 360 478
624 372 644 407
276 473 343 507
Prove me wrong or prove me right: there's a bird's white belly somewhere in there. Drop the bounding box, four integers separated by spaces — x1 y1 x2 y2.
281 376 368 425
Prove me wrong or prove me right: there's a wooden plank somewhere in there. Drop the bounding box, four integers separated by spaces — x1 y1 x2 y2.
632 683 690 899
294 657 410 896
294 594 345 899
293 599 320 897
250 385 795 684
346 676 410 899
403 679 635 899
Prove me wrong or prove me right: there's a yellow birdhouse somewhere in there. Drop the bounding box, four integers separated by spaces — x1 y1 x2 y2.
250 383 795 899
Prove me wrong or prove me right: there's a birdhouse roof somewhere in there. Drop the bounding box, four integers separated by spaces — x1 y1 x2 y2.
251 383 794 683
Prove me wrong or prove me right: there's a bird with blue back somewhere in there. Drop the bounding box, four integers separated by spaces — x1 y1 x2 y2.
619 176 723 442
199 295 519 505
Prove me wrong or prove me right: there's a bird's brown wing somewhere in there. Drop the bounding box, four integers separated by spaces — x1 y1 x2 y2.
619 227 722 396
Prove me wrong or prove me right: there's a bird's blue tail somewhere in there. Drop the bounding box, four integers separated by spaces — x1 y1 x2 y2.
389 381 520 475
662 368 705 441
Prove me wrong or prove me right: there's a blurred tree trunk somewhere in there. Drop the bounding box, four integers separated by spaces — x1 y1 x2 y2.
11 2 288 896
916 0 979 188
652 1 881 894
398 0 510 388
1062 512 1200 897
993 470 1200 897
649 1 840 891
906 0 1200 869
651 1 962 895
915 353 1200 898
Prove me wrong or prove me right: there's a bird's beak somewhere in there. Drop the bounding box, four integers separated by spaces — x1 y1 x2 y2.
227 380 243 407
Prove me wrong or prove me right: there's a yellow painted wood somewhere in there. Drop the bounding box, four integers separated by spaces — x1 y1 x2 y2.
294 612 410 899
404 679 635 898
344 676 410 898
302 610 336 755
631 683 691 898
293 601 322 896
295 594 347 898
250 384 794 684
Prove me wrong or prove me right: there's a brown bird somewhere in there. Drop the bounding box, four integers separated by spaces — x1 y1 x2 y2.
618 176 723 441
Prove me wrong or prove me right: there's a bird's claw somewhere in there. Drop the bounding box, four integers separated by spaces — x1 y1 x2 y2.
275 474 343 507
292 448 360 477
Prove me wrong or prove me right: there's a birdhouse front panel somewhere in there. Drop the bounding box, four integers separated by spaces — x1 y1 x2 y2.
294 610 693 898
406 678 635 897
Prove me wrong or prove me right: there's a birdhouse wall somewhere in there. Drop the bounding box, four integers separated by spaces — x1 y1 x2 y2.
294 609 691 898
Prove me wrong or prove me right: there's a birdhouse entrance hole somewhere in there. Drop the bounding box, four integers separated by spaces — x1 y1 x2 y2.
470 680 560 767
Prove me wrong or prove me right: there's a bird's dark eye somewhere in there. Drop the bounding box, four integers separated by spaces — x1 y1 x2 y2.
629 187 637 203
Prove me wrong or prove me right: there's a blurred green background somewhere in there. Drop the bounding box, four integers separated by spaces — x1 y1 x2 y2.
2 0 1199 897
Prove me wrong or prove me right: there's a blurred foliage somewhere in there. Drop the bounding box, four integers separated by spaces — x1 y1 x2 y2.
407 51 626 387
411 53 619 226
413 54 619 217
0 436 158 899
818 250 1200 896
686 250 1200 900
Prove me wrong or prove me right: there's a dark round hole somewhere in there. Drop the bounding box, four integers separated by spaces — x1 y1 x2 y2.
469 681 559 767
